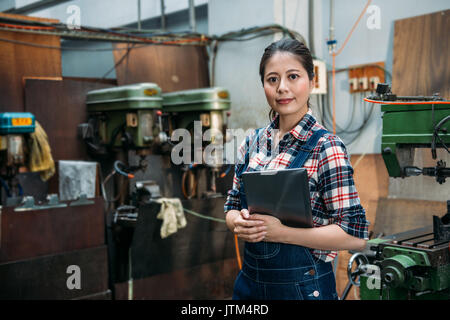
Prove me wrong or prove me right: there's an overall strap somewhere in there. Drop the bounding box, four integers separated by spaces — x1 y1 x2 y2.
288 129 328 169
236 128 264 210
236 127 264 176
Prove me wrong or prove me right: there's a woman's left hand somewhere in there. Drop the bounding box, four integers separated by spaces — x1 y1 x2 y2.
247 213 283 242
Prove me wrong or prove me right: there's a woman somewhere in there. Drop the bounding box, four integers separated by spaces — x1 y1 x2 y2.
224 38 370 300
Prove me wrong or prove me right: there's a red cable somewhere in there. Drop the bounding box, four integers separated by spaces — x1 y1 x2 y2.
234 234 242 270
363 98 450 105
331 0 373 135
0 22 55 31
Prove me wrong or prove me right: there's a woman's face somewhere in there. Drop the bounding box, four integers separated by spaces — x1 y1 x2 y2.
263 51 313 119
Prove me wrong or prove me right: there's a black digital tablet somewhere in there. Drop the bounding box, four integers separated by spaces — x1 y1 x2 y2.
241 168 313 228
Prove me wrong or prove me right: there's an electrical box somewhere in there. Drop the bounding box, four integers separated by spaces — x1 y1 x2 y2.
348 62 385 93
349 78 358 91
369 76 380 91
311 59 327 94
359 77 369 91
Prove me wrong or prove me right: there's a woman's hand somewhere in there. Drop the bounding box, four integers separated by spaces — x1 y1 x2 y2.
231 209 267 242
247 213 283 243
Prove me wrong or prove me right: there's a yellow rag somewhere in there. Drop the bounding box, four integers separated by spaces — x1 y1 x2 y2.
28 121 55 181
155 198 187 239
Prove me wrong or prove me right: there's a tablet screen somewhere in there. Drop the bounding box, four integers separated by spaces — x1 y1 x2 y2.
242 168 313 228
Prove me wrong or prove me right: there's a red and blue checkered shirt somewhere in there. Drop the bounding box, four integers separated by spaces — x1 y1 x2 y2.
224 109 370 262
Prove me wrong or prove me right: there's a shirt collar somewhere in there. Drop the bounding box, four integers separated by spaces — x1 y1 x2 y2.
266 109 317 142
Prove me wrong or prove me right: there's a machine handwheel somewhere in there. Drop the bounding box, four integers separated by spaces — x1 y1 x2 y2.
347 252 369 287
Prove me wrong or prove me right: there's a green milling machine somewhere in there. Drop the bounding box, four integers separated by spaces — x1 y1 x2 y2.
344 84 450 300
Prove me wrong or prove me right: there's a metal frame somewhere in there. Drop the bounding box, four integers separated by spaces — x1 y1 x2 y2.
3 0 73 14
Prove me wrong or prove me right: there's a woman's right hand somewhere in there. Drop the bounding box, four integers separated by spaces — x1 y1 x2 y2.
227 209 267 242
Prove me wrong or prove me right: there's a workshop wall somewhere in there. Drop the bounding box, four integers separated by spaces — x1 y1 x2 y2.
321 0 449 155
211 0 449 154
0 14 62 113
10 1 447 153
26 0 208 80
210 0 449 203
28 0 208 29
209 0 311 132
2 0 448 301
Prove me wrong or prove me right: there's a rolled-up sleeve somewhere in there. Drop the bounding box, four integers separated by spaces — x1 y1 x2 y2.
224 175 242 212
317 136 370 240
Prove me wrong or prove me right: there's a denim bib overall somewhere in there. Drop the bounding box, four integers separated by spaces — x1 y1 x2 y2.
233 128 339 300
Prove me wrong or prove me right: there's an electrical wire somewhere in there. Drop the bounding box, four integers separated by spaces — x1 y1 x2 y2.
0 15 296 44
101 42 135 79
234 234 242 270
329 64 392 81
0 35 155 51
0 22 209 46
322 78 371 133
330 0 373 134
323 92 358 133
0 18 304 49
181 169 197 199
183 208 226 223
209 24 306 88
114 160 135 179
0 22 56 31
0 18 310 99
321 89 376 146
219 165 232 178
215 24 305 43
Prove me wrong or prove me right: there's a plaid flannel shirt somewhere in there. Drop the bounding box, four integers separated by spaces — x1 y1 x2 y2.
224 109 370 263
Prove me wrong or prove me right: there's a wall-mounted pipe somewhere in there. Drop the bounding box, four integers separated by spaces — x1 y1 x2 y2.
189 0 196 33
160 0 166 30
4 0 72 14
308 0 315 56
137 0 141 30
328 0 336 53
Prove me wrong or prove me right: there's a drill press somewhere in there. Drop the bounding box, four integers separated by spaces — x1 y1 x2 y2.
0 112 35 205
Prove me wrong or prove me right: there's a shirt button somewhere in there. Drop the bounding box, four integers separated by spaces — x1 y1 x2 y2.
309 269 315 276
313 290 320 297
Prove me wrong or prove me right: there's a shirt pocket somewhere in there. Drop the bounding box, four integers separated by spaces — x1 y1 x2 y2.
247 152 269 171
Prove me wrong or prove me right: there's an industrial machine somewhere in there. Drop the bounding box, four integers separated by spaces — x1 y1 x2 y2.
80 84 232 202
162 87 231 198
81 83 166 156
79 82 170 205
344 84 450 300
0 112 35 205
78 84 235 293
